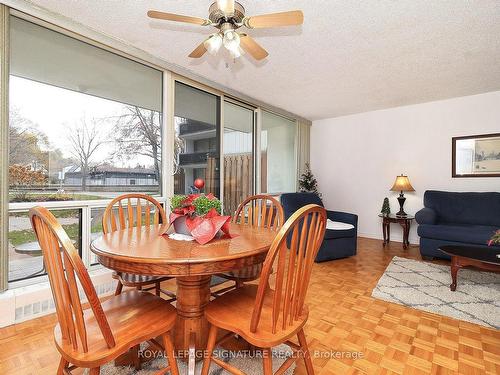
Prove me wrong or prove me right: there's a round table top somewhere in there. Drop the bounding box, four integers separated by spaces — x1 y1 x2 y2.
90 223 278 277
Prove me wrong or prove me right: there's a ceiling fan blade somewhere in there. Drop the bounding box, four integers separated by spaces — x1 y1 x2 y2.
147 10 211 26
188 39 208 58
239 34 268 60
244 10 304 29
217 0 235 16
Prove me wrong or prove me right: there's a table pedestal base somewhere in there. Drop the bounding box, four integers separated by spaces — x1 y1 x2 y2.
174 275 211 372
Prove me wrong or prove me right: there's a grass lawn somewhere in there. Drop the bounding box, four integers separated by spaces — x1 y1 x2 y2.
9 192 106 203
8 223 80 247
91 221 103 233
9 208 81 218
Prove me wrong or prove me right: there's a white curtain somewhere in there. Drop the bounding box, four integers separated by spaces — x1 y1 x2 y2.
0 4 9 291
297 119 311 177
10 17 162 112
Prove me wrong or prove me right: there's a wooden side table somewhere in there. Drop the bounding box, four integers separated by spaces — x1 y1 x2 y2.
378 213 414 249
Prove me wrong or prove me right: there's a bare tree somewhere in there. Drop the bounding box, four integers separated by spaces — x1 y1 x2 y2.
68 119 104 191
9 107 49 165
112 106 161 182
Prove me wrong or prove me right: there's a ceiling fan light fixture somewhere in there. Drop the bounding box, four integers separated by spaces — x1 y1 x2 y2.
204 33 223 55
223 29 240 52
148 2 303 61
217 0 235 17
229 46 244 59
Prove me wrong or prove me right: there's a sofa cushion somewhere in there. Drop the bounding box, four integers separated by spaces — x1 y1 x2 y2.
423 190 500 227
415 207 437 225
418 224 498 246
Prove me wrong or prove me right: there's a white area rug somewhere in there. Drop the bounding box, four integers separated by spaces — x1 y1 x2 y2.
85 344 295 374
372 256 500 329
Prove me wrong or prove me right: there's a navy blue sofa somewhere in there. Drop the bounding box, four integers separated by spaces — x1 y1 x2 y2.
280 193 358 262
416 190 500 259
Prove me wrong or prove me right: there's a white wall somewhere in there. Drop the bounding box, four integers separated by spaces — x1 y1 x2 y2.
311 91 500 244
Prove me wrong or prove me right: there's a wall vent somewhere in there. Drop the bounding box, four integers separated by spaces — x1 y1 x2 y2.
0 270 115 327
14 280 115 323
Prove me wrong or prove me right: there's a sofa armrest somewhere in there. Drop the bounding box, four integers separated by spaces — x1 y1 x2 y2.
415 207 437 225
327 210 358 227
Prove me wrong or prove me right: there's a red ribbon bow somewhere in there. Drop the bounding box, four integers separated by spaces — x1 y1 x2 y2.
167 194 233 245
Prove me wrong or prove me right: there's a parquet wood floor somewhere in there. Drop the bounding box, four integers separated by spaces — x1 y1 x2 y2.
0 238 498 374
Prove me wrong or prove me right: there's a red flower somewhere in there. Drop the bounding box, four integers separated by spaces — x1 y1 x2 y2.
166 204 234 245
182 194 200 206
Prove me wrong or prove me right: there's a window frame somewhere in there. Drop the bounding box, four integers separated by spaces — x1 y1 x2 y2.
2 9 303 290
7 15 167 288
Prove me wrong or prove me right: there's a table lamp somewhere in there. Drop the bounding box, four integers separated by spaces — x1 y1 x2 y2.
390 174 415 217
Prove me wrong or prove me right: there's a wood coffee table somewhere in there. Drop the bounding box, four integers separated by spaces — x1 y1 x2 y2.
439 245 500 291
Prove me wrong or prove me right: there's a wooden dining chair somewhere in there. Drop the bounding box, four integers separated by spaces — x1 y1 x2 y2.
29 206 179 375
202 204 327 375
214 195 284 295
102 193 175 301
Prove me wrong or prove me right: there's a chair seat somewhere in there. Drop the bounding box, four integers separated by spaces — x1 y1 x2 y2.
54 290 176 368
205 284 308 348
112 271 171 287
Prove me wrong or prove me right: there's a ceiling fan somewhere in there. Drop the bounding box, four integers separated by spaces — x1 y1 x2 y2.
147 0 304 60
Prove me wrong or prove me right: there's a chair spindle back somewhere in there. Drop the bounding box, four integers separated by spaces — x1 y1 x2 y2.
29 206 115 353
250 204 326 334
232 194 284 231
102 193 166 234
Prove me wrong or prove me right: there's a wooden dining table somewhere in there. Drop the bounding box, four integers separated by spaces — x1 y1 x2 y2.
90 222 277 366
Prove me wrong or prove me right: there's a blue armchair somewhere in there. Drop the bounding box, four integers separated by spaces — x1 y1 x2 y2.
280 193 358 262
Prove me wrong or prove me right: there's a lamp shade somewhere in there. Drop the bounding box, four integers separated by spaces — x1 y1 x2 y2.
390 175 415 192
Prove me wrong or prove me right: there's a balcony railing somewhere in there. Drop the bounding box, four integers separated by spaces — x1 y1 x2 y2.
179 151 218 166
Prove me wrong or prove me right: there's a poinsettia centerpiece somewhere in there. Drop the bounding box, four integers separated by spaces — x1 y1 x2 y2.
167 193 232 245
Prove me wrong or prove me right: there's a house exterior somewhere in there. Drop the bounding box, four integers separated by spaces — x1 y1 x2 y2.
63 165 158 190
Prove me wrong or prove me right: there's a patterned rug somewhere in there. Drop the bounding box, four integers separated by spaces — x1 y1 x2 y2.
372 256 500 329
85 344 295 374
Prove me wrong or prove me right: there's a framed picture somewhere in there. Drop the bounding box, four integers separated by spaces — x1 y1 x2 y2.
452 133 500 177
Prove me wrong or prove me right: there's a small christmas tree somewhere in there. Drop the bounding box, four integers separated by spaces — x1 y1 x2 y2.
298 163 321 197
381 197 391 216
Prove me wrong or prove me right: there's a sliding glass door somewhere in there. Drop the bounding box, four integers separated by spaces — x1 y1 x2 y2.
261 111 297 194
173 82 221 197
172 82 298 209
222 100 255 215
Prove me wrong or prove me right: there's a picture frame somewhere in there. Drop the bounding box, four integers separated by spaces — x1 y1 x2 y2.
452 133 500 177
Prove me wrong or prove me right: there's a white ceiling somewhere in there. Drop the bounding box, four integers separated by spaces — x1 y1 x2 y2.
16 0 500 120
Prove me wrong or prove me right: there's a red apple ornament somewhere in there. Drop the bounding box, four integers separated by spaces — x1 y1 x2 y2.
194 178 205 190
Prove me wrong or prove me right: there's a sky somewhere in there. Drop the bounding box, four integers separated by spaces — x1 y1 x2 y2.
9 76 157 169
